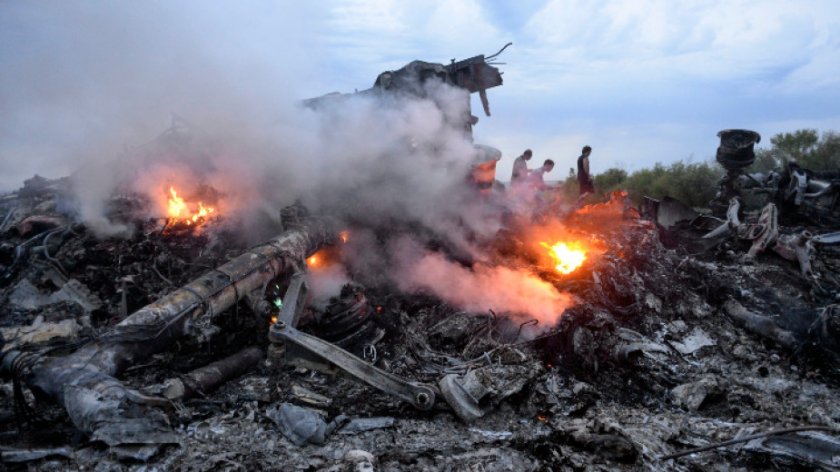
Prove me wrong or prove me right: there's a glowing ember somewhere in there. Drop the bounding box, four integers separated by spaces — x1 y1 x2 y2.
305 247 341 270
166 186 216 226
339 230 350 244
541 240 587 274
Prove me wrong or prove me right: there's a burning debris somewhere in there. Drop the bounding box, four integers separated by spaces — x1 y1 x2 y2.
164 186 217 229
2 55 840 472
541 240 588 274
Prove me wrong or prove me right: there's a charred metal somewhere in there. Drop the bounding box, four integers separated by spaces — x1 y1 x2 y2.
2 60 840 472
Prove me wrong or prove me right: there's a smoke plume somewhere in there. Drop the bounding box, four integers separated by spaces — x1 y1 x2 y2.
391 237 572 325
1 3 573 326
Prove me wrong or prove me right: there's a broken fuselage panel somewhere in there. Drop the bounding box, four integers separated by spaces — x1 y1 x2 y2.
303 52 507 193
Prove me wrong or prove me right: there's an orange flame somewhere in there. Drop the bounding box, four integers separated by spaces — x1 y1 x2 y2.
192 201 215 224
167 187 188 219
166 186 216 226
540 240 587 274
339 230 350 244
305 247 343 270
306 254 320 267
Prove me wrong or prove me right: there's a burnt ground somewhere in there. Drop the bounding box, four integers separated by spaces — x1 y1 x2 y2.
2 184 840 471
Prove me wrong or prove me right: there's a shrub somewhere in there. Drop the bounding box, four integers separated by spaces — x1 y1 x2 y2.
586 161 721 208
748 129 840 173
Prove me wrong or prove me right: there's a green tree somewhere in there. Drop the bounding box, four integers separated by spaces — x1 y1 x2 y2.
804 131 840 170
593 168 627 192
748 129 840 172
770 129 819 161
593 161 722 208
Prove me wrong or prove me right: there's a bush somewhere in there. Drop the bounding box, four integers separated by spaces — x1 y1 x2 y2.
586 161 721 208
574 128 837 209
630 162 721 207
593 168 627 191
748 129 840 173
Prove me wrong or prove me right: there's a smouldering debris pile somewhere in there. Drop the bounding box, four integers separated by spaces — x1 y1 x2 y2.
2 174 840 471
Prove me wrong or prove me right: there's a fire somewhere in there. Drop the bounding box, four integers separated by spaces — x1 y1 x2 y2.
305 247 342 270
306 254 320 267
540 240 587 274
167 187 188 218
192 201 215 223
166 186 216 226
569 190 639 230
339 230 350 244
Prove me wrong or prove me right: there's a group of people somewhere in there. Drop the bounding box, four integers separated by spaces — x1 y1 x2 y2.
510 145 594 197
510 149 554 190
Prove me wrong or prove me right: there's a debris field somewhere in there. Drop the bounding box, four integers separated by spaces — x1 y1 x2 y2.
2 173 840 472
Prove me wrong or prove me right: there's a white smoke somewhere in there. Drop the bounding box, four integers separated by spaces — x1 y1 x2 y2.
0 3 491 239
307 264 351 309
0 2 573 327
390 236 572 325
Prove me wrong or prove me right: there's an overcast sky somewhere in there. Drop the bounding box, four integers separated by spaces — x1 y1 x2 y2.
2 0 839 189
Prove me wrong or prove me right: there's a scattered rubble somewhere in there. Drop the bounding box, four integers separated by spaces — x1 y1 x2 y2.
2 69 840 471
2 172 839 471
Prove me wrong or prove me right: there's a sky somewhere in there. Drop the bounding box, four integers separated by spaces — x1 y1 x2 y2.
2 0 840 189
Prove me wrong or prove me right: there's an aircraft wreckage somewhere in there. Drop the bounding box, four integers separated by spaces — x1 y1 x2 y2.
2 47 840 471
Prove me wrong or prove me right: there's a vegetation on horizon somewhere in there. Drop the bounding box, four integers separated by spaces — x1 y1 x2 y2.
558 129 839 208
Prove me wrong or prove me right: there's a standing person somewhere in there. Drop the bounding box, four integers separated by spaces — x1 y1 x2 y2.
577 145 594 196
511 149 533 183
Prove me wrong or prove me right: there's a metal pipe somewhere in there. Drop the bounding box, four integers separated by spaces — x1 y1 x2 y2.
21 216 339 444
162 347 264 400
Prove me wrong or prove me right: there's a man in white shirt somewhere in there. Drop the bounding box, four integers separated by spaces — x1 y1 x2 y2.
528 159 555 190
511 149 533 183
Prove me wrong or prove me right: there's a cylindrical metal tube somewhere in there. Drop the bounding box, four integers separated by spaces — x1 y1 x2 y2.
163 346 264 400
27 216 339 403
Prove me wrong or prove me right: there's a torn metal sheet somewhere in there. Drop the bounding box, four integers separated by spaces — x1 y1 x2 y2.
743 430 840 469
671 375 721 411
671 327 717 355
440 362 542 422
0 316 81 352
812 231 840 245
338 417 396 435
0 447 73 463
266 402 346 446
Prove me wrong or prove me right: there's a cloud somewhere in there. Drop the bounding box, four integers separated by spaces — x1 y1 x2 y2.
2 0 839 194
320 0 503 81
472 0 840 172
517 0 840 93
